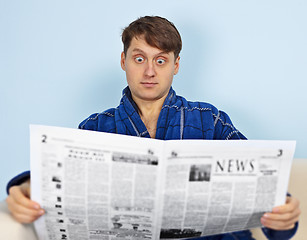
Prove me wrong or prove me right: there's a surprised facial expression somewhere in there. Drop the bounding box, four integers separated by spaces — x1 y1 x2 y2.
121 37 180 104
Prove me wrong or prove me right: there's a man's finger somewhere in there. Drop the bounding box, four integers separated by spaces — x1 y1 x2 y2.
12 210 44 224
6 196 44 223
261 215 299 230
263 207 301 221
9 186 40 209
272 196 300 213
12 203 44 220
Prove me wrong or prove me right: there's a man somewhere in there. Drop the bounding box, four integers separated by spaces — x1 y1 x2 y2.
6 16 300 239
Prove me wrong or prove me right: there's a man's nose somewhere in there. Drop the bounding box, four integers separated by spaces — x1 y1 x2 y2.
144 61 156 77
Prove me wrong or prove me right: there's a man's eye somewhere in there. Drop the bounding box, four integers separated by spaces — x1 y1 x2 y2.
135 57 144 63
156 59 166 65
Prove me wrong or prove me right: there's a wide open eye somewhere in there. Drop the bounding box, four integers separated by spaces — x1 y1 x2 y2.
156 58 166 65
135 56 144 63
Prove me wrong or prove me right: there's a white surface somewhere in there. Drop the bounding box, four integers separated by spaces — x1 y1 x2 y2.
0 200 37 240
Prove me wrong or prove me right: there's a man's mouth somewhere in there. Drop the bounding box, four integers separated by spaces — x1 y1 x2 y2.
141 82 158 87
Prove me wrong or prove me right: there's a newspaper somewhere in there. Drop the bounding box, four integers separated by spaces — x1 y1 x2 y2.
30 125 296 240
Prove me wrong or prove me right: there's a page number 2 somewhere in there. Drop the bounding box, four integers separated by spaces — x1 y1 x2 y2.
42 135 47 143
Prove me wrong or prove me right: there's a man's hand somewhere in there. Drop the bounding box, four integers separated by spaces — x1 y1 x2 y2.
261 196 301 230
5 179 44 223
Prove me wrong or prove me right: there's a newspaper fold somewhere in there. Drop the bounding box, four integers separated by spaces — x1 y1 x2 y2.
30 125 296 240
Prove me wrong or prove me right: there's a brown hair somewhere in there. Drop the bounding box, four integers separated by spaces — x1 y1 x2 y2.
122 16 182 59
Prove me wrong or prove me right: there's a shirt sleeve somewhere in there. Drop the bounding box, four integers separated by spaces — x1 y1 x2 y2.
261 222 298 240
6 171 30 194
213 110 247 140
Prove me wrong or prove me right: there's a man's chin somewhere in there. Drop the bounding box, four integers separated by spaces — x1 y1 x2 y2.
133 93 166 103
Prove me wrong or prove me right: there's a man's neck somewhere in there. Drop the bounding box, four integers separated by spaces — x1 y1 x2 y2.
133 97 166 138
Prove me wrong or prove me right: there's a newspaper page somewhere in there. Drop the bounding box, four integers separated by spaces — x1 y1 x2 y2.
31 125 164 240
158 140 295 239
30 125 296 240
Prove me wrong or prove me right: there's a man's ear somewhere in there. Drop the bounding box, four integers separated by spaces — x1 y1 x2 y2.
174 56 180 75
120 52 126 71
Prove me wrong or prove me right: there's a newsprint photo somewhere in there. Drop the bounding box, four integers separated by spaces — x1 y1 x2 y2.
30 125 296 240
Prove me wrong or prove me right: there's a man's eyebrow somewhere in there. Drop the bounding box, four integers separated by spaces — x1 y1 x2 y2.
131 48 169 56
131 48 146 54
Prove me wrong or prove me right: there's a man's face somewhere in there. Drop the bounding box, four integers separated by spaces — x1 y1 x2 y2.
121 37 180 104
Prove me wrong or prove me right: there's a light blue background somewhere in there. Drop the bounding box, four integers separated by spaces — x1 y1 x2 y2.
1 0 306 200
